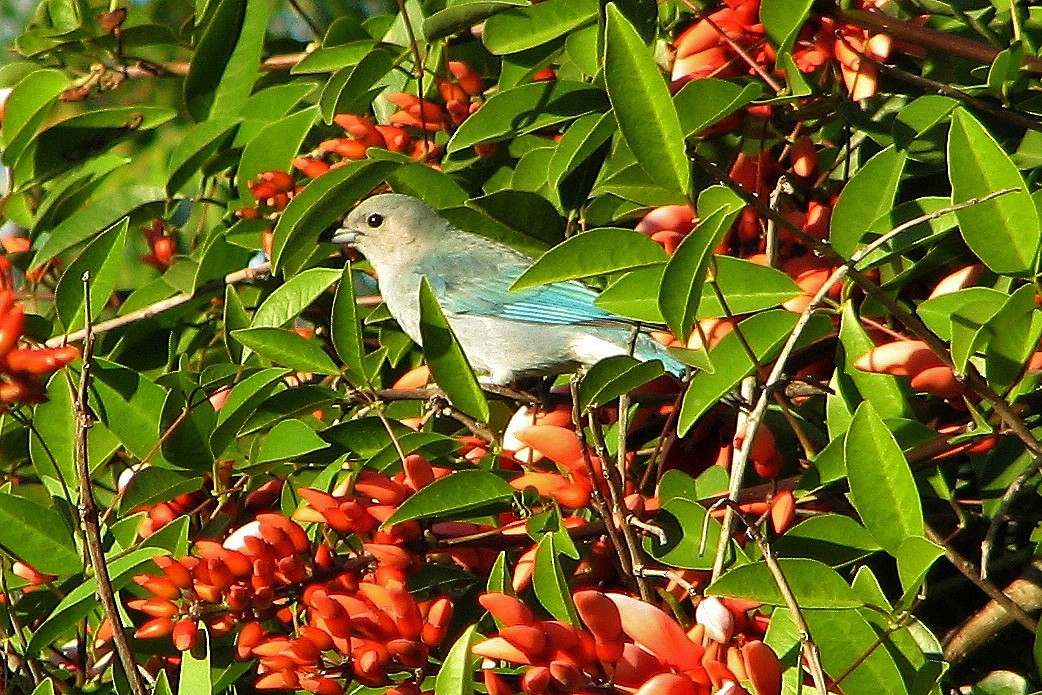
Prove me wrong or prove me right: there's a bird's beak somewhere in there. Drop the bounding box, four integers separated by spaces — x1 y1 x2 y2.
325 225 362 246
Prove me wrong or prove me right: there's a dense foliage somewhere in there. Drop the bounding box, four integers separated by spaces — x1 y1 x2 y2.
2 0 1042 693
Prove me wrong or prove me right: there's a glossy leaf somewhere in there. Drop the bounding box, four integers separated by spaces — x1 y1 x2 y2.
434 625 478 695
418 277 490 422
603 4 690 195
254 419 329 464
235 106 318 200
678 311 832 434
183 0 269 121
166 117 240 195
0 492 80 575
658 197 743 341
533 534 580 624
231 327 340 374
483 0 596 55
383 470 515 525
829 145 907 259
178 625 212 695
447 81 608 152
773 514 882 567
54 217 128 333
949 108 1041 274
27 548 163 656
708 557 862 608
119 467 200 514
511 228 667 291
425 1 529 40
252 267 341 329
845 401 924 554
578 355 664 411
331 263 366 380
644 496 728 570
0 68 68 166
32 186 166 269
674 79 762 136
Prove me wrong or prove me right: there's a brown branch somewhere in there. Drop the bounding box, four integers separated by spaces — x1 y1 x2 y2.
74 271 147 695
46 261 273 348
833 7 1042 73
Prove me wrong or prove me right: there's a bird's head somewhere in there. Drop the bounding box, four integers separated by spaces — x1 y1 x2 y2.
330 193 443 262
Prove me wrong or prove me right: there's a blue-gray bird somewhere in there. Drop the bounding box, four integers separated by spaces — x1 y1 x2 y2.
331 193 685 385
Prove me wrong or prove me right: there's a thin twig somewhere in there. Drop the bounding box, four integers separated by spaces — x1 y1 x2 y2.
74 272 147 695
0 565 43 686
46 261 273 348
982 452 1042 580
706 185 1018 583
925 525 1037 632
715 499 828 695
695 153 1042 459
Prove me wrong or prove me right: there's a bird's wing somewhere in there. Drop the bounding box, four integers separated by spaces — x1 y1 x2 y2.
419 249 632 328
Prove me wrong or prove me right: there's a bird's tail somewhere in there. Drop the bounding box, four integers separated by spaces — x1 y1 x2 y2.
634 334 688 378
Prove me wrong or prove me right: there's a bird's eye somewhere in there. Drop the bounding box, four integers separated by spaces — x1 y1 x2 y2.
366 213 384 228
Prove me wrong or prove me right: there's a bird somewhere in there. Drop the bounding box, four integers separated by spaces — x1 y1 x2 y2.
330 193 686 386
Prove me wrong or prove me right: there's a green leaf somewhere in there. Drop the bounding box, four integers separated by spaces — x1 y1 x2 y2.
210 368 290 455
0 493 80 575
32 186 166 269
603 4 690 195
708 558 862 608
800 608 910 694
658 198 743 340
418 278 490 422
178 625 211 695
119 468 201 514
332 263 366 380
290 40 378 74
837 301 909 419
447 80 608 152
54 217 128 333
845 401 924 554
425 1 529 40
949 108 1041 274
578 355 664 411
511 228 667 291
594 265 666 322
678 310 823 434
90 359 171 465
183 0 269 121
15 107 177 187
30 679 55 695
674 79 762 137
231 327 339 374
252 267 342 328
773 514 882 567
760 0 814 48
30 373 119 498
694 255 802 319
533 535 580 624
434 625 478 695
829 145 907 259
236 106 319 200
254 419 329 464
271 159 397 276
983 284 1042 390
167 117 240 195
895 535 944 597
319 48 395 124
0 69 69 166
643 496 728 570
384 470 515 525
27 547 162 655
483 0 597 54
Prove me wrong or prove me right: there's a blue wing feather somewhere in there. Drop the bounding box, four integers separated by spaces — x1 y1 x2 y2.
419 253 629 327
